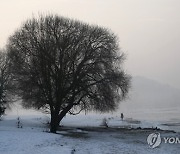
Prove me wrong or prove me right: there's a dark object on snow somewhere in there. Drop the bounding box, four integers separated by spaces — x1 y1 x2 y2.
71 149 76 154
101 118 109 128
121 113 124 121
16 117 23 128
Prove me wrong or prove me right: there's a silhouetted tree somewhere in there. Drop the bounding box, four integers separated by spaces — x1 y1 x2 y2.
0 50 12 116
7 15 131 133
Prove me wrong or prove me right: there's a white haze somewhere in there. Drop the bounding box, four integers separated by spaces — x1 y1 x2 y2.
0 0 180 125
0 0 180 88
120 76 180 121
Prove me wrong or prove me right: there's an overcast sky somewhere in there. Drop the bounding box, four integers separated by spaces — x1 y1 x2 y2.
0 0 180 88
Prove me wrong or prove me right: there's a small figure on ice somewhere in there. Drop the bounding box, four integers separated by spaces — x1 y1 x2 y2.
121 113 124 121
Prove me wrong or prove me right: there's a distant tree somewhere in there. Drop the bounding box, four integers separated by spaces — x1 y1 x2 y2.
7 15 131 133
0 50 12 116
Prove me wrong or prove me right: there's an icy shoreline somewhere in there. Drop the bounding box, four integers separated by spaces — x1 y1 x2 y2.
0 113 180 154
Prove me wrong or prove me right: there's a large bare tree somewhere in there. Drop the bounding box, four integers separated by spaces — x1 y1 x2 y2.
7 15 130 133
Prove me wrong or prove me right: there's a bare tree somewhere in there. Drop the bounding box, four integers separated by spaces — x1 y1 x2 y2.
0 50 12 116
7 15 131 133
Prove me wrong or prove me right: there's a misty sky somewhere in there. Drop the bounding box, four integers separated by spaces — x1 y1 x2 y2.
0 0 180 88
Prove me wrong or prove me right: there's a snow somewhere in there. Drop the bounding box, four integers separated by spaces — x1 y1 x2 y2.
0 115 71 154
0 107 180 154
0 130 71 154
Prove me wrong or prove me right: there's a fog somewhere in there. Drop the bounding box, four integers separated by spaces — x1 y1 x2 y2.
119 76 180 121
1 0 180 89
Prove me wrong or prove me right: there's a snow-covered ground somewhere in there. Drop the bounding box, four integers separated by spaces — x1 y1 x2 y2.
0 107 180 154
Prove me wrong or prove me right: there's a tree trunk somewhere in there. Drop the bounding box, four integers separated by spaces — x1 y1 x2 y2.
50 120 57 133
56 104 74 127
50 112 59 133
50 104 73 133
